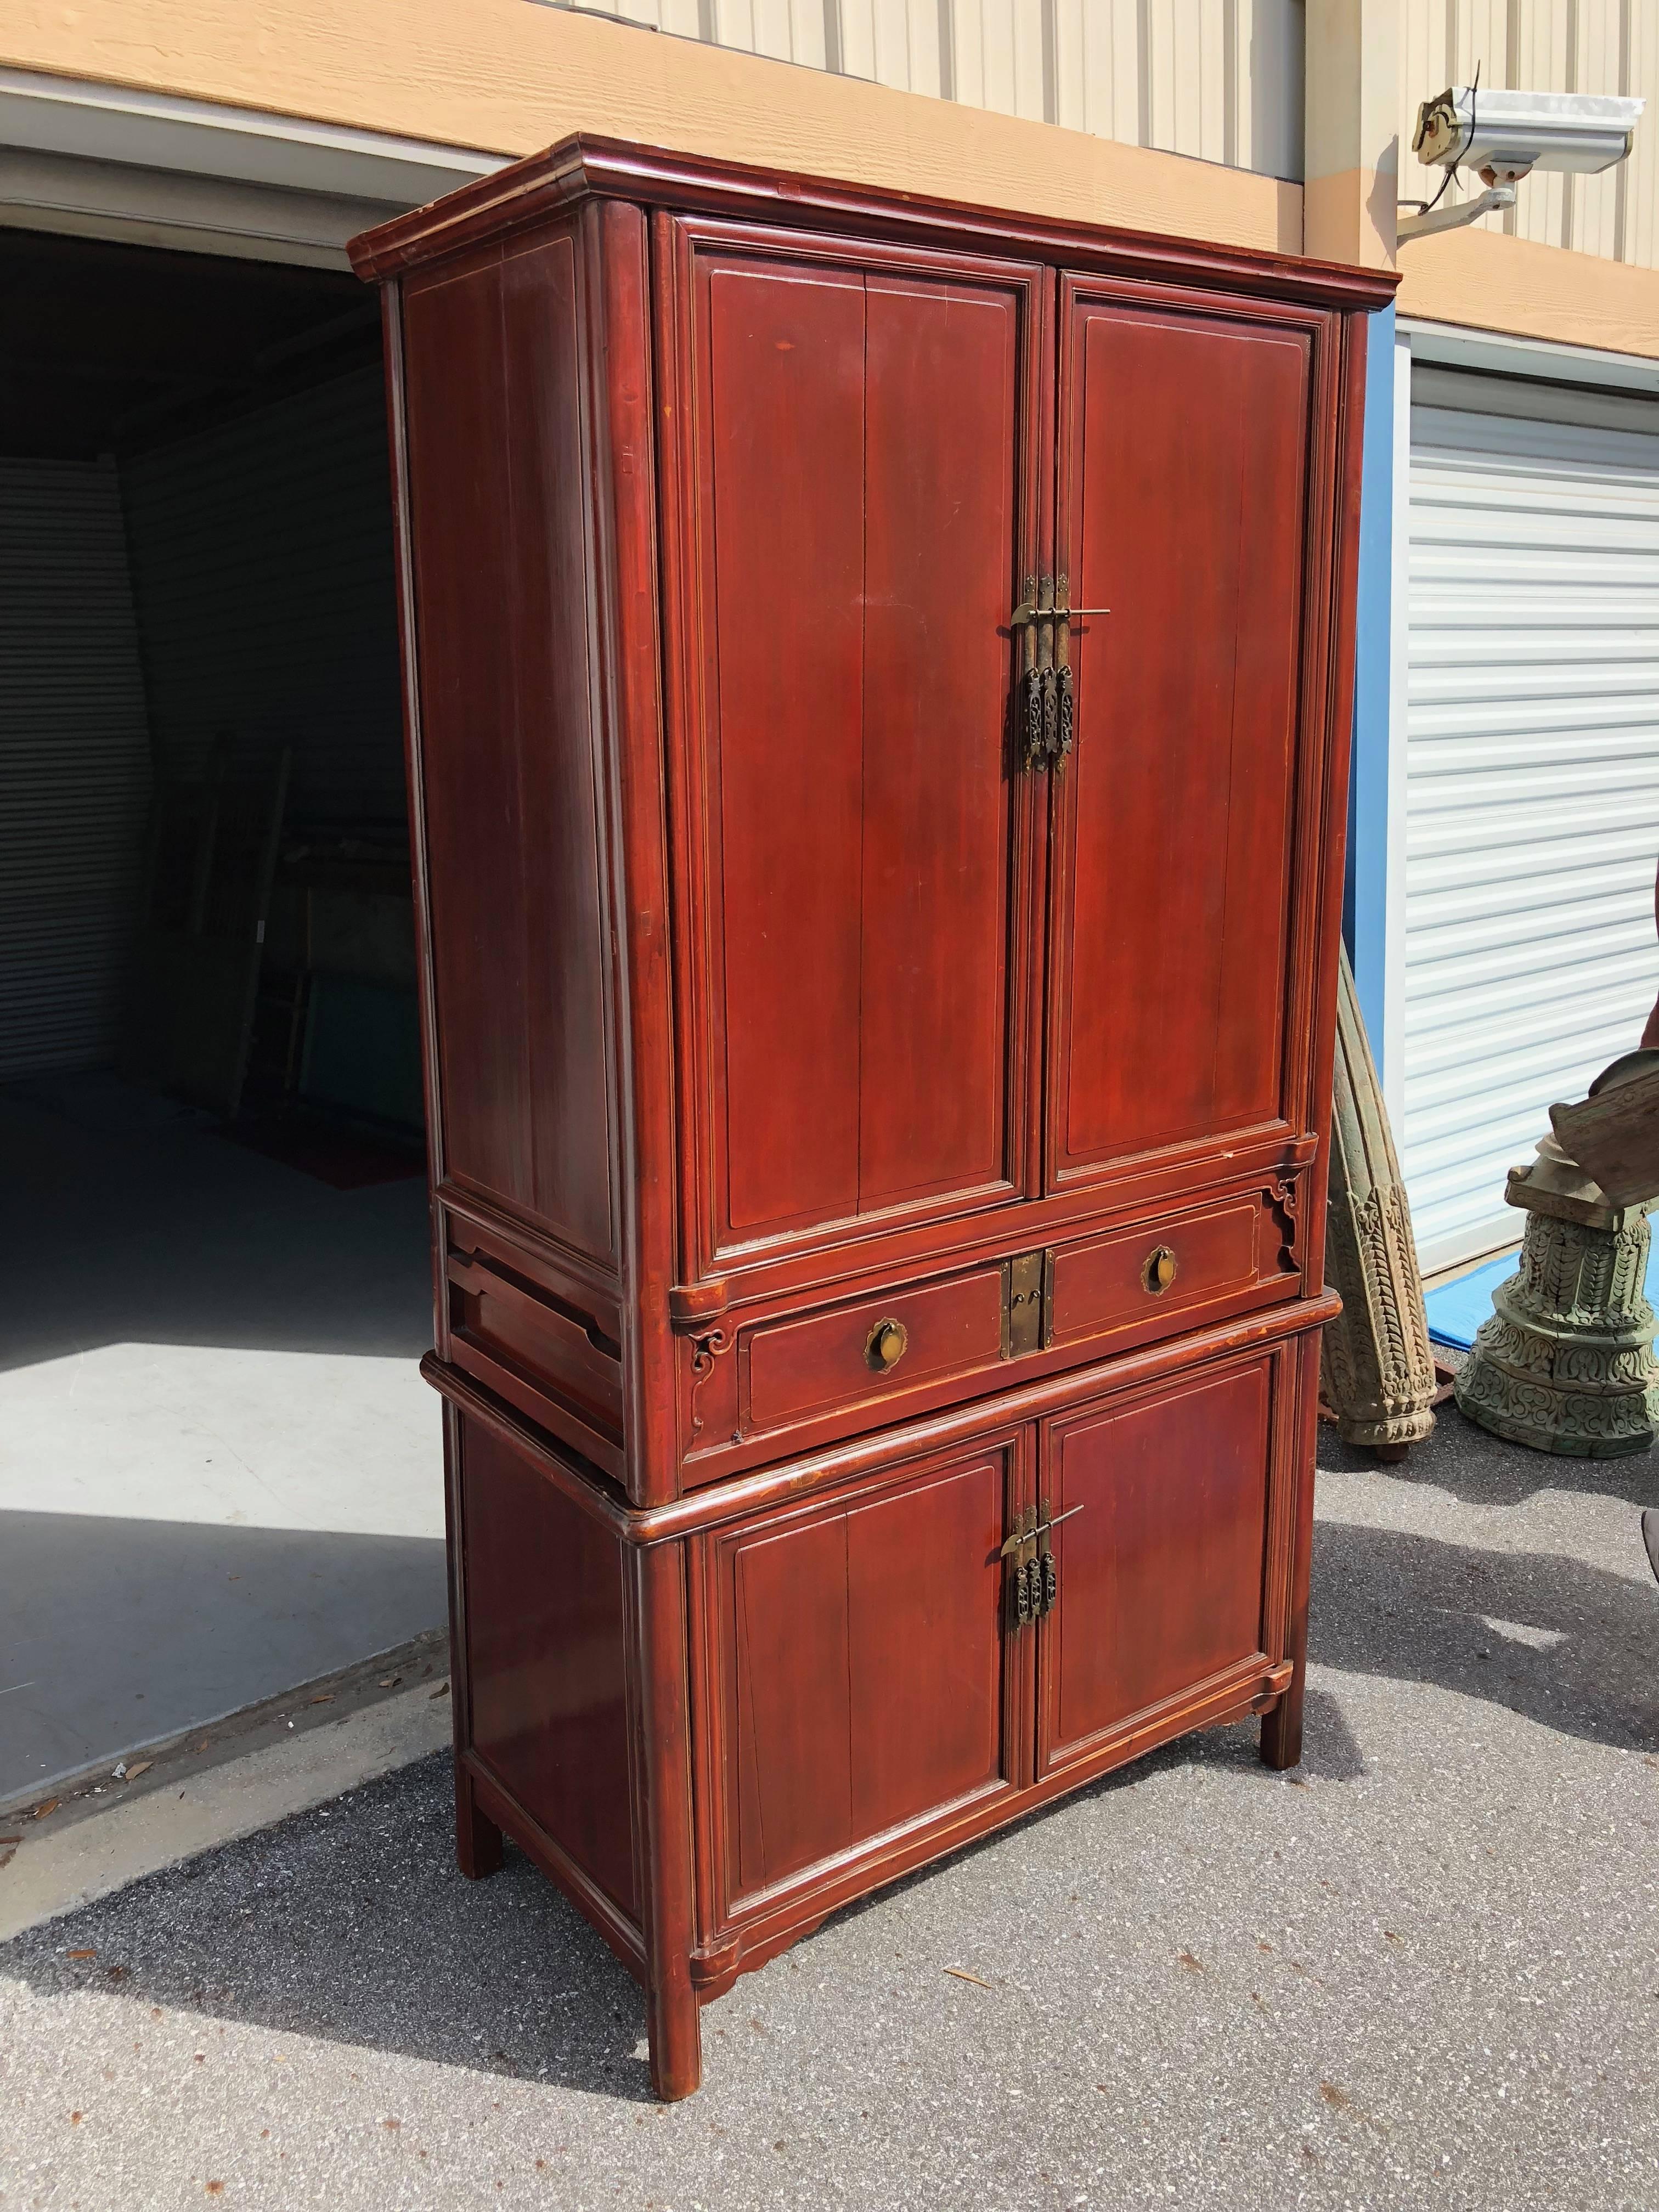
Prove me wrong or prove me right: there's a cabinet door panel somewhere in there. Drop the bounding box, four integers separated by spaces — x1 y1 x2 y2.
670 228 1043 1270
704 260 866 1239
1039 1357 1274 1776
712 1442 1024 1908
1049 290 1311 1187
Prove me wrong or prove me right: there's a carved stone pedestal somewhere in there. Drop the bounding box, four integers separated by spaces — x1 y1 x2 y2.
1455 1133 1659 1459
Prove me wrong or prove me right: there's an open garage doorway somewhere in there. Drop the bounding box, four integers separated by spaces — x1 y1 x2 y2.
0 227 443 1805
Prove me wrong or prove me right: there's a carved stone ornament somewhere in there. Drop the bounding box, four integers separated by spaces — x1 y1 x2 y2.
1455 1128 1658 1460
1319 945 1437 1454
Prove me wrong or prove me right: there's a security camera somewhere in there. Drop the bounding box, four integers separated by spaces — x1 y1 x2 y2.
1414 86 1643 179
1400 85 1644 241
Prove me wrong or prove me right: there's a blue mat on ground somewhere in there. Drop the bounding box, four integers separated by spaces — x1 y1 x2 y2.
1424 1240 1659 1352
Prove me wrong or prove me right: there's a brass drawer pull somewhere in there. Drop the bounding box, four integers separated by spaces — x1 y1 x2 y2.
1143 1245 1178 1294
865 1317 909 1372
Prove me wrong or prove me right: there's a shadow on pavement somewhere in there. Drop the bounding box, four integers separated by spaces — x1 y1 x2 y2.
1319 1404 1659 1512
2 1754 654 2098
0 1686 1369 2100
1309 1519 1659 1753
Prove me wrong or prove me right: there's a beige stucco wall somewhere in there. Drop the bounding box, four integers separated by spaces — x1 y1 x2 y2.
7 0 1659 355
0 0 1302 254
1397 221 1659 361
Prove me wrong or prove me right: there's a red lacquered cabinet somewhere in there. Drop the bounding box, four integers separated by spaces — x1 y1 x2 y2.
351 139 1395 2099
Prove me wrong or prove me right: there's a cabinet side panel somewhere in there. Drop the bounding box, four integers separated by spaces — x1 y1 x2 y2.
402 232 616 1267
458 1413 637 1921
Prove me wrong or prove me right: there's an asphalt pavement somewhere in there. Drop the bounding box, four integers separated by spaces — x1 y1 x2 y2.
3 1404 1658 2210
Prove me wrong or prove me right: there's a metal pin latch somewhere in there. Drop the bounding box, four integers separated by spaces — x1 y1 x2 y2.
1012 579 1110 772
1001 1500 1084 1623
998 1502 1085 1558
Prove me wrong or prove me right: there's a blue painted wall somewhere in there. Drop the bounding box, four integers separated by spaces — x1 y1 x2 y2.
1342 303 1397 1059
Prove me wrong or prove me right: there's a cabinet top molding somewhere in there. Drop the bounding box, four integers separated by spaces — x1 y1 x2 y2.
348 132 1400 309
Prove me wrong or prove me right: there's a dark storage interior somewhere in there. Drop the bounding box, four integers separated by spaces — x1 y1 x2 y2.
0 226 418 1139
0 228 442 1808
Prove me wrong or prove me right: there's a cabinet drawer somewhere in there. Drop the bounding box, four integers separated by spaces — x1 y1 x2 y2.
447 1248 624 1479
744 1265 1006 1435
1047 1198 1261 1348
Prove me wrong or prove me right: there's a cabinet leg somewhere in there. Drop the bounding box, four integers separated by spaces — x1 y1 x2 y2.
1261 1329 1319 1775
628 1538 701 2101
455 1762 505 1880
1260 1670 1304 1771
646 1970 702 2101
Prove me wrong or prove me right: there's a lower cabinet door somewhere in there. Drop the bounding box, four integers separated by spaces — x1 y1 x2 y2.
1037 1350 1283 1779
699 1432 1029 1920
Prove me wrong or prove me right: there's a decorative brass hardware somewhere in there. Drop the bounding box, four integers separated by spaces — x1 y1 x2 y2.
997 1500 1085 1557
1004 1506 1037 1627
1012 576 1109 774
1003 1249 1049 1357
1001 1496 1082 1623
865 1317 909 1372
1143 1244 1178 1294
1013 574 1056 772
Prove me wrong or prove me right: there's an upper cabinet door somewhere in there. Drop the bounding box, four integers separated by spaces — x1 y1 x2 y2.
1046 282 1324 1196
659 222 1048 1280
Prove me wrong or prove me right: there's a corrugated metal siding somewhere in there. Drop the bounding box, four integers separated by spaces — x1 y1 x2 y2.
119 368 404 830
1401 0 1659 268
565 0 1306 179
1402 388 1659 1271
0 458 152 1078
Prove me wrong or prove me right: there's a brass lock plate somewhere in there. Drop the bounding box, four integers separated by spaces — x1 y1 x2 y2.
1002 1249 1053 1358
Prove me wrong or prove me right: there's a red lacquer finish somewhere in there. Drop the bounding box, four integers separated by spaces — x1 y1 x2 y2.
667 227 1043 1265
1037 1356 1276 1775
354 136 1393 2100
714 1443 1020 1905
1049 285 1312 1189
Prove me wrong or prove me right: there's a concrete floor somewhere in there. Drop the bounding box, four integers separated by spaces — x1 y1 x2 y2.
0 1073 444 1802
2 1405 1657 2209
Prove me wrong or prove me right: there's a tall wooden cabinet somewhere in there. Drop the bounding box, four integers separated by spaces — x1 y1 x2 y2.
352 139 1395 2101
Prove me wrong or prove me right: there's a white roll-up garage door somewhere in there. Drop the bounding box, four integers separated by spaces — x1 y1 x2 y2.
1403 370 1659 1274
